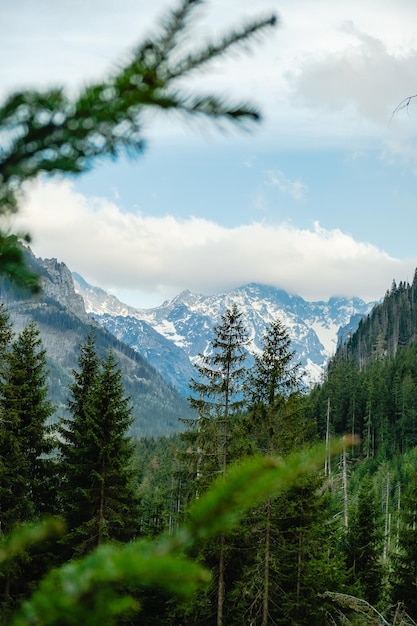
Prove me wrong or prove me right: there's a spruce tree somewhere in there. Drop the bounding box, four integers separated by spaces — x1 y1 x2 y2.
0 320 55 527
186 304 249 490
270 476 346 626
228 473 348 626
0 306 16 530
0 304 13 362
58 332 100 557
184 304 249 626
235 318 309 626
391 472 417 619
245 317 306 455
0 321 56 613
59 336 139 559
344 475 383 606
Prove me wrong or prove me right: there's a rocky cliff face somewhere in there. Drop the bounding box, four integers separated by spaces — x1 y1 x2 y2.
0 248 193 437
41 259 90 321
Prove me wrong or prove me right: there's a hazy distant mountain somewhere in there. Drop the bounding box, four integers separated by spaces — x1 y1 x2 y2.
0 251 193 437
73 277 375 392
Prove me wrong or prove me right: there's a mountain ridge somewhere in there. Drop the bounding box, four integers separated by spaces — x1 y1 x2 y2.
73 276 375 392
0 250 193 437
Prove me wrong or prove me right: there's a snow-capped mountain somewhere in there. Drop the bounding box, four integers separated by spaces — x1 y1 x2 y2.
73 276 375 394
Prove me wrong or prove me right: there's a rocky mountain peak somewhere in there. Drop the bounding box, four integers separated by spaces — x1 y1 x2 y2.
73 275 376 393
41 259 89 321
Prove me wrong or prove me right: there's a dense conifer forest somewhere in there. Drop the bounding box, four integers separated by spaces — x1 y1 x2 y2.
1 0 417 622
3 276 417 624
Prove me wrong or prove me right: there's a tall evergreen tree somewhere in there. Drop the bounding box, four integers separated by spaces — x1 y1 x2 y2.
184 304 249 626
59 336 139 559
186 304 249 490
0 305 16 531
234 318 311 626
344 475 383 606
391 471 417 619
247 319 301 409
0 321 55 528
0 321 56 613
245 317 306 455
0 304 13 364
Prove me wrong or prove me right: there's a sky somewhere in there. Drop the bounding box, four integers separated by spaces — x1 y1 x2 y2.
3 0 417 308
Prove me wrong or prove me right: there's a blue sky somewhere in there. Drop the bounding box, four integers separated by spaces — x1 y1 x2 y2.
3 0 417 307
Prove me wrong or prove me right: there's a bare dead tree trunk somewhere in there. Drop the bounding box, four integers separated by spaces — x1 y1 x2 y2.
342 442 349 528
98 458 106 545
296 530 303 621
383 472 390 562
262 498 271 626
325 397 331 476
217 533 225 626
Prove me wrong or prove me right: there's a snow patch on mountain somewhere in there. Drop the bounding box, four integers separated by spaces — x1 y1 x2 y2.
73 276 375 393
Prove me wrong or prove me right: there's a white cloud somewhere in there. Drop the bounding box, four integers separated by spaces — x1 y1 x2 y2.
290 23 417 127
3 0 417 152
13 179 413 306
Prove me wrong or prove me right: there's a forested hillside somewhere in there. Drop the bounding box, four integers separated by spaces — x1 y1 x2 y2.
336 269 417 366
309 269 417 457
4 278 417 624
301 268 417 623
0 249 193 437
130 274 417 624
1 0 416 620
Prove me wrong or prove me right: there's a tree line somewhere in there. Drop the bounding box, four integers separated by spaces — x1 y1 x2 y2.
2 297 417 624
0 298 347 625
0 305 140 620
132 303 417 625
305 274 417 624
2 0 417 619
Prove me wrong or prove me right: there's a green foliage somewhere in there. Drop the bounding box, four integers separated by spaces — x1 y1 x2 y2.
391 470 417 619
58 335 139 559
244 317 308 456
0 302 13 372
0 319 58 614
344 476 384 606
0 519 64 568
307 270 417 461
0 321 53 477
229 474 349 626
2 323 56 516
185 304 249 490
224 318 315 626
11 441 346 626
179 314 331 625
12 541 209 626
343 274 417 366
271 479 347 625
246 317 302 410
309 326 417 460
135 435 185 536
0 235 40 293
189 304 249 418
0 0 276 291
183 305 250 624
